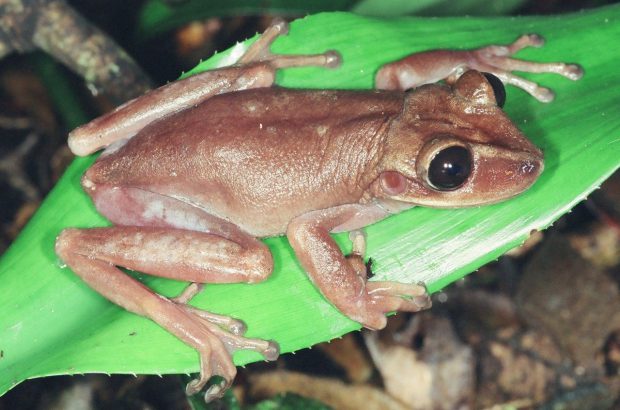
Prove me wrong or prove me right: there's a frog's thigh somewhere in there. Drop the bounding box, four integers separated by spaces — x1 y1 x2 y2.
56 226 272 283
55 228 278 399
80 183 273 304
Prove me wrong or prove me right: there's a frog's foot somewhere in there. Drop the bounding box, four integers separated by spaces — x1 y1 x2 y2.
172 282 205 305
170 287 280 363
238 18 341 69
367 281 432 313
179 304 279 401
347 278 432 331
466 34 584 102
344 236 430 328
347 230 431 319
168 284 280 399
350 234 431 330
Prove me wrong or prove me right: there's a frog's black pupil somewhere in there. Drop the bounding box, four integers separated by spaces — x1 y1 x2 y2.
427 146 471 191
482 72 506 108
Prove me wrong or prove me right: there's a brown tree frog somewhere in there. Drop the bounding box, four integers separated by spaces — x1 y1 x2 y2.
55 20 581 401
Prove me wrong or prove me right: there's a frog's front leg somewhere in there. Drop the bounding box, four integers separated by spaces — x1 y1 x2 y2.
376 34 583 102
55 222 278 402
287 204 432 330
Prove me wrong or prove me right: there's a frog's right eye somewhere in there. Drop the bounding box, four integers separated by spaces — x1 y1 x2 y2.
427 146 472 191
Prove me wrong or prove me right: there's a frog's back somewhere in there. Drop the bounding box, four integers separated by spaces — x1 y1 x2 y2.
86 88 402 236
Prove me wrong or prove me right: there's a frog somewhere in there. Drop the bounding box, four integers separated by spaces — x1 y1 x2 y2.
55 20 581 401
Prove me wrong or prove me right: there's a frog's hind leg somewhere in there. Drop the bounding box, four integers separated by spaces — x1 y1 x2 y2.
69 20 339 157
83 181 275 302
474 33 582 80
376 33 582 103
55 226 278 402
68 60 278 156
466 34 583 102
55 185 278 402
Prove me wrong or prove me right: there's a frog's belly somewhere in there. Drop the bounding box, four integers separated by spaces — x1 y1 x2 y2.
158 180 358 238
87 182 280 237
87 176 358 238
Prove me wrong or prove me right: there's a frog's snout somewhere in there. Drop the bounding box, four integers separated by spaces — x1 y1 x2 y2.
519 146 544 180
504 132 544 184
507 148 544 199
521 156 543 178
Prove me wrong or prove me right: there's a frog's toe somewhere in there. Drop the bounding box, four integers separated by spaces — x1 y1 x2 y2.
185 337 236 400
356 310 388 331
365 280 432 315
228 320 247 336
182 304 280 362
564 64 584 80
263 340 280 361
367 280 429 298
323 50 342 68
533 86 555 103
185 336 238 402
522 33 545 47
180 304 248 335
186 374 209 397
413 293 433 310
204 379 231 403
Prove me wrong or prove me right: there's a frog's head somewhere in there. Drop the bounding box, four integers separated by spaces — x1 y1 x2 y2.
372 70 544 208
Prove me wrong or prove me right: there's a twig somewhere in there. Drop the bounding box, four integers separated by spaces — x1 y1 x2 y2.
0 0 152 104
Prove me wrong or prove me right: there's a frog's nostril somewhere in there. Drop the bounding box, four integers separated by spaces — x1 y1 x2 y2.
521 157 544 177
521 161 536 174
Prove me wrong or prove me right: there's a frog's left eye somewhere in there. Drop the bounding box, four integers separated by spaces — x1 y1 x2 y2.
482 72 506 108
427 146 472 191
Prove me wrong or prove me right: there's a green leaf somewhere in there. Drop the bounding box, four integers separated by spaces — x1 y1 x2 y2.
352 0 526 17
137 0 358 40
1 7 619 397
137 0 528 40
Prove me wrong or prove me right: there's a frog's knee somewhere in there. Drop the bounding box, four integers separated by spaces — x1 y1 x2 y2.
245 246 273 283
55 228 80 260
